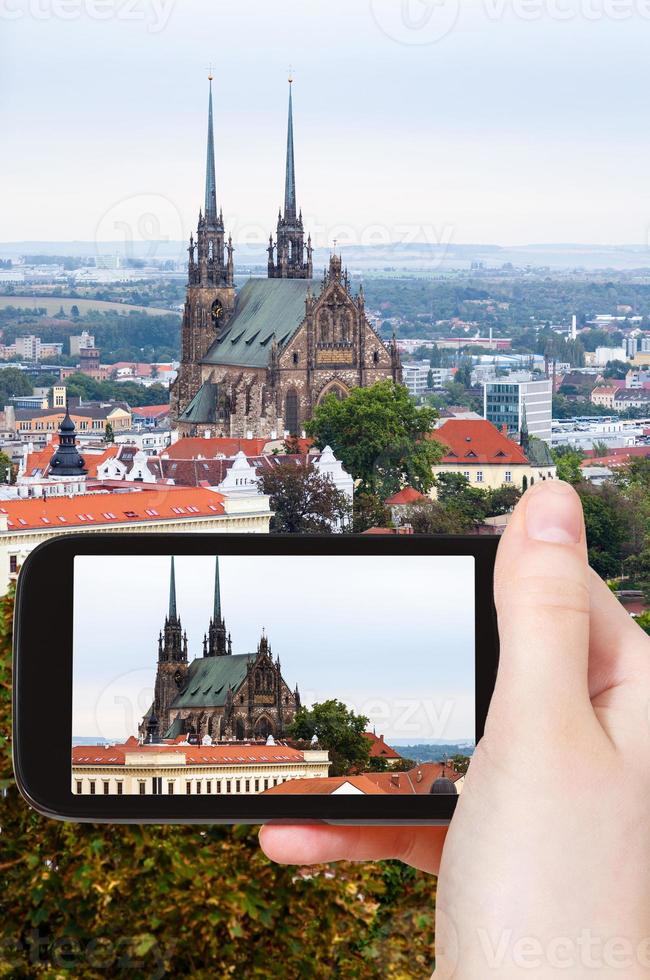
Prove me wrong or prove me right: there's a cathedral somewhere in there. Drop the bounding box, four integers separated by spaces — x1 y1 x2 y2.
170 76 401 439
141 557 301 744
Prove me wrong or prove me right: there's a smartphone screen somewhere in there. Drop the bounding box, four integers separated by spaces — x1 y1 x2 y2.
71 554 475 798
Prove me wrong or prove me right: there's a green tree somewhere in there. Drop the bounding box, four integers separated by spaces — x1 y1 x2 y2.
485 485 522 516
450 755 471 776
577 484 631 580
0 452 13 484
403 499 469 534
552 448 585 485
258 459 350 534
434 473 490 529
352 492 392 534
306 381 442 498
0 367 33 407
289 700 371 777
603 360 629 380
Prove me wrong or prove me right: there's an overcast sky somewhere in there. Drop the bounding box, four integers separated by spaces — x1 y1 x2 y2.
72 554 475 743
2 0 650 245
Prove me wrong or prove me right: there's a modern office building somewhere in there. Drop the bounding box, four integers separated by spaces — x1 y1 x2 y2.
484 378 553 443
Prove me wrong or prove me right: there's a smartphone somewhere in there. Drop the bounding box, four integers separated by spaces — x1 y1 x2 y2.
13 533 499 825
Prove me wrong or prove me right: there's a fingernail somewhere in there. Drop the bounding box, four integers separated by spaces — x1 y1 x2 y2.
525 482 582 545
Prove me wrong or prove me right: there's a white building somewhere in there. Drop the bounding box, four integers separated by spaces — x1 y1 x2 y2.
588 347 627 367
72 740 330 796
0 486 272 594
484 378 553 443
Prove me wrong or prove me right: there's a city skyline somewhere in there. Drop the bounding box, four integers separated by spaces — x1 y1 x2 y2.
3 1 650 244
72 553 476 744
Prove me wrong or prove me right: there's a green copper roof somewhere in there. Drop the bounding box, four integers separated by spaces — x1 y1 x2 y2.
205 78 217 221
171 654 255 710
213 556 221 622
527 436 555 468
202 278 312 368
285 82 296 219
178 381 219 425
169 557 177 620
164 717 186 740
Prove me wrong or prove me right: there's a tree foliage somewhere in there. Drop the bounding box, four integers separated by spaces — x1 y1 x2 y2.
258 460 350 534
306 381 442 498
288 700 371 777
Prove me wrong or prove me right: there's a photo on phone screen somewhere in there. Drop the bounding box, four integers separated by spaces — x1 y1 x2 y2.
71 554 475 798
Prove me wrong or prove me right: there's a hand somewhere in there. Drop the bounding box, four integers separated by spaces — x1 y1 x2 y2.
260 481 650 977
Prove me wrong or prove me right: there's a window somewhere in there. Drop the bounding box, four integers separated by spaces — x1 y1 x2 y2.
254 779 260 793
76 781 82 794
206 781 212 794
139 782 146 796
9 556 17 574
285 389 299 436
103 782 109 795
196 781 202 794
89 781 96 795
245 780 250 793
216 781 222 794
226 780 232 794
463 471 470 480
235 780 241 794
505 471 512 483
167 783 174 795
186 782 192 795
263 778 269 791
116 783 123 796
476 472 484 483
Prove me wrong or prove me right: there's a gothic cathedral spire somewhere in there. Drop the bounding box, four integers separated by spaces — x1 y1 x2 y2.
205 556 231 657
205 76 218 222
169 555 178 622
170 74 237 426
268 77 313 280
284 78 297 221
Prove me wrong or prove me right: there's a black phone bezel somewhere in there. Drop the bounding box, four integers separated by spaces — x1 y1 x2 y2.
13 532 499 825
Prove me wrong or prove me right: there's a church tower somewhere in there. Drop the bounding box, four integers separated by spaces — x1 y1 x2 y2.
152 558 189 733
268 78 313 280
203 556 232 658
171 74 237 423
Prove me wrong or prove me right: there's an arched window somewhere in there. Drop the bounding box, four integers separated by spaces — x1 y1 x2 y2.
285 389 299 436
255 717 273 740
208 240 214 261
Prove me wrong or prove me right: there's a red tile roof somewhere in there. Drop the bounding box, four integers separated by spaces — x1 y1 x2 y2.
162 438 269 460
385 487 426 506
430 419 529 465
131 405 170 418
262 775 386 795
581 447 650 469
72 742 307 766
0 487 225 532
365 762 464 795
362 732 403 760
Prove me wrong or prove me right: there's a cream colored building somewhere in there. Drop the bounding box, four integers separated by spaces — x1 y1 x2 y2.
0 486 271 594
72 742 330 796
429 419 556 494
591 386 618 409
